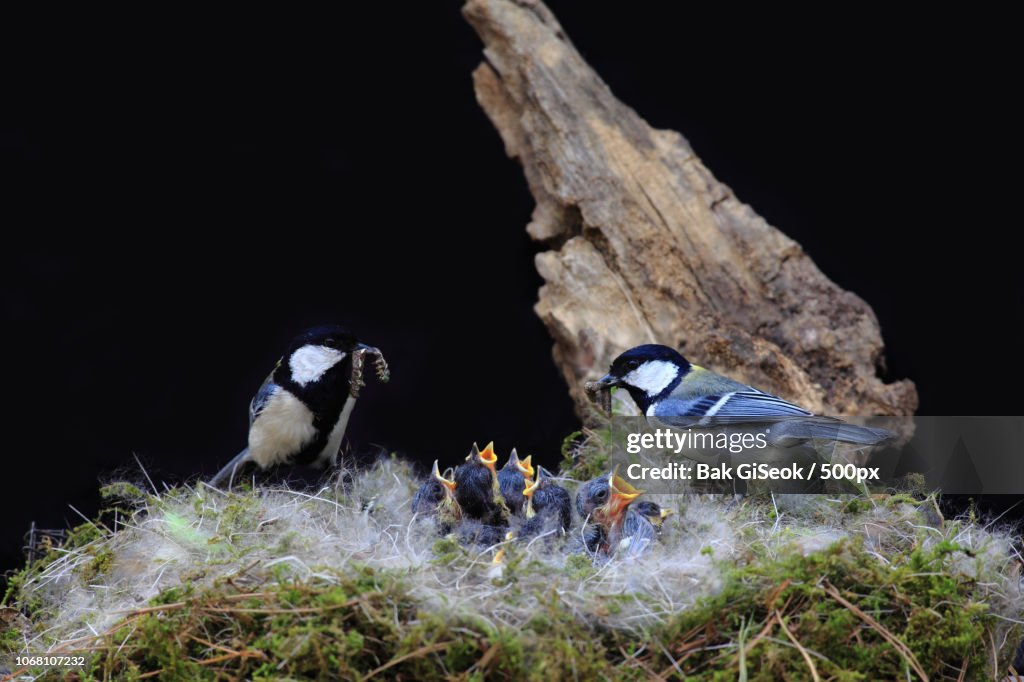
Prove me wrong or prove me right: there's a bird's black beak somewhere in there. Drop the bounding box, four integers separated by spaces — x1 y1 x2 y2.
592 373 620 388
356 343 381 355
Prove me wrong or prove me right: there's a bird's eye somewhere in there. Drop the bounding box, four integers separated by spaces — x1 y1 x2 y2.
594 488 608 501
626 360 640 371
323 338 337 348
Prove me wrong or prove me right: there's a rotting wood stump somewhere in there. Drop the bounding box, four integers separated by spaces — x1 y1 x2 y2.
464 0 917 419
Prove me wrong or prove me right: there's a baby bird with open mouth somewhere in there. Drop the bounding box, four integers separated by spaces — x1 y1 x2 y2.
497 449 535 515
412 460 462 533
576 468 656 558
521 466 573 538
454 442 510 528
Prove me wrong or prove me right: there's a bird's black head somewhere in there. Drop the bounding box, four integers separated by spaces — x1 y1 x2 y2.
593 344 690 413
287 325 360 356
276 325 368 399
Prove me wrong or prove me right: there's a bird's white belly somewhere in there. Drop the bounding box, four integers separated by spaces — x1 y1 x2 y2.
248 388 317 467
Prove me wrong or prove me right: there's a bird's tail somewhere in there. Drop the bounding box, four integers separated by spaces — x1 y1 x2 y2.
209 448 252 488
769 418 892 447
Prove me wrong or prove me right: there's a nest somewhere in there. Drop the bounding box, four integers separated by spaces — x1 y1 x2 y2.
3 453 1023 680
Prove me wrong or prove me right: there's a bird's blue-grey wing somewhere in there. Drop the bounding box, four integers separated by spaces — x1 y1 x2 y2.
619 510 656 557
654 391 889 445
703 390 814 418
248 371 278 425
654 390 812 419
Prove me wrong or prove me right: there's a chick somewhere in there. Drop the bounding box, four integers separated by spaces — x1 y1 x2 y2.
454 442 509 527
455 520 509 547
575 468 655 558
632 500 675 533
412 460 462 533
497 448 535 515
520 466 573 537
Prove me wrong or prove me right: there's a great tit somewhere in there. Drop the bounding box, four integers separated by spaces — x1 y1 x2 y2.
454 442 510 527
521 466 573 537
590 344 890 445
497 449 535 515
632 500 675 533
209 325 386 487
412 460 462 532
576 469 655 558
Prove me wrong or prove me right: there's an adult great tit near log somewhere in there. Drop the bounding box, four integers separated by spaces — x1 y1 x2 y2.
589 344 890 446
209 325 388 488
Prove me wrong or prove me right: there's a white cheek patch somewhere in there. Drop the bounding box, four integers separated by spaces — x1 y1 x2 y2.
624 360 679 397
289 345 346 386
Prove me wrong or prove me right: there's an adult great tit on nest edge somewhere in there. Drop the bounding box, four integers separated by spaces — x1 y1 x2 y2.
209 325 388 488
589 344 891 446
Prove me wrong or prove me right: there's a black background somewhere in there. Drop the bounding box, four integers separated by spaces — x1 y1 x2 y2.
1 5 1020 574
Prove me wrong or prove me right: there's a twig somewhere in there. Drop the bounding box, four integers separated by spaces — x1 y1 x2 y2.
472 641 502 674
362 641 453 680
822 581 928 681
195 649 266 666
774 611 821 682
188 634 244 656
133 452 159 496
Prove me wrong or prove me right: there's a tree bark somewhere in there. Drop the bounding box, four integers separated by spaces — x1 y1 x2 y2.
463 0 918 418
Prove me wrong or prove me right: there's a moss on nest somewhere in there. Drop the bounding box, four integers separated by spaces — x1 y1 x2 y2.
2 449 1022 680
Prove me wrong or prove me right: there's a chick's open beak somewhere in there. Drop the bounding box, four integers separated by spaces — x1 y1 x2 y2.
431 460 457 493
602 467 643 520
523 477 540 498
609 467 643 500
514 451 534 478
478 441 498 473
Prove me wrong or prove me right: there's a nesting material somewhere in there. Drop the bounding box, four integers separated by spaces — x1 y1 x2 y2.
4 458 1023 679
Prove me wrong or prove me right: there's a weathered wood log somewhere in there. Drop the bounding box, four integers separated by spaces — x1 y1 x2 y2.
464 0 917 418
